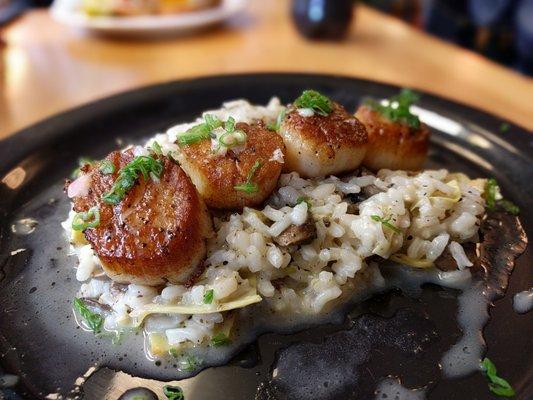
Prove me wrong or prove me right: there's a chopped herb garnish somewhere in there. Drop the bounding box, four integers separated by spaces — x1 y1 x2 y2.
176 355 201 372
365 89 421 129
72 206 100 231
293 90 333 116
203 289 214 304
177 114 222 146
163 385 184 400
210 332 232 347
224 116 236 133
71 157 96 178
480 357 516 397
73 298 103 334
485 178 498 210
234 160 263 194
371 215 401 234
219 130 247 148
296 196 312 209
99 160 115 175
484 178 520 215
267 109 287 132
499 122 510 133
498 199 520 215
151 141 162 155
102 156 163 205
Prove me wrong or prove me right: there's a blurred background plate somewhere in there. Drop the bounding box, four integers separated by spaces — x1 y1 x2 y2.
49 0 245 37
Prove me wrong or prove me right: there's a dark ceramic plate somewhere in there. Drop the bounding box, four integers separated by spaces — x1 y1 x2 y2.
0 73 531 400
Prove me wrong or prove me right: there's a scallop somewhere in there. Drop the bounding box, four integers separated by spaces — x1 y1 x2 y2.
355 105 430 171
69 149 213 286
278 102 368 178
176 121 286 209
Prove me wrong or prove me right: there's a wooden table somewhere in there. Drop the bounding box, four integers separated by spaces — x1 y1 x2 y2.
1 1 532 139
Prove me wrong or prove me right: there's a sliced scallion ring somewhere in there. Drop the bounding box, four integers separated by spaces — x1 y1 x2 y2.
219 130 247 147
72 207 100 231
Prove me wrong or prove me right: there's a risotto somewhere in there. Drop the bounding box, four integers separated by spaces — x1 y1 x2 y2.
63 96 489 363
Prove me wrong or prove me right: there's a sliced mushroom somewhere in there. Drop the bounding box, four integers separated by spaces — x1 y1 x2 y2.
273 221 317 247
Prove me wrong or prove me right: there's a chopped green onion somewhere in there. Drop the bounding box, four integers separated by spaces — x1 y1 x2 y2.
176 355 201 372
210 332 231 347
233 182 258 194
371 215 401 234
485 178 498 210
267 109 287 132
177 124 212 146
72 207 100 231
163 385 184 400
204 114 222 130
498 199 520 215
102 156 163 205
480 357 515 397
365 89 421 129
151 141 162 155
234 160 262 194
499 122 510 133
99 160 115 175
71 157 96 178
219 130 247 147
73 298 103 334
224 116 236 133
203 289 214 304
484 178 520 215
293 90 333 116
177 114 222 146
296 196 312 209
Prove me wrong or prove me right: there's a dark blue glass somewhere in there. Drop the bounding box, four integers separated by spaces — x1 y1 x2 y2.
291 0 354 40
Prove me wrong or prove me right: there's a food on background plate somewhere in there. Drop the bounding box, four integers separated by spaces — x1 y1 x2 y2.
82 0 221 17
63 89 521 382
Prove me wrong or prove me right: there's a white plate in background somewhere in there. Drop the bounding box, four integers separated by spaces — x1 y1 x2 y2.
50 0 246 37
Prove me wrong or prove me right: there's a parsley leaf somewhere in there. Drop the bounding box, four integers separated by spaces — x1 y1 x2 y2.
480 357 515 397
73 298 103 334
293 90 333 116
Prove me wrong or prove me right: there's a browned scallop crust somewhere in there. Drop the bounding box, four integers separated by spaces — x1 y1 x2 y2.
70 150 213 286
279 102 368 178
356 105 430 171
177 122 285 210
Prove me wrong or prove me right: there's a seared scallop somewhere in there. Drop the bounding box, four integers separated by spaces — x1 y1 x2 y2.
355 96 430 171
176 121 285 210
68 149 213 286
279 101 368 178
